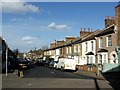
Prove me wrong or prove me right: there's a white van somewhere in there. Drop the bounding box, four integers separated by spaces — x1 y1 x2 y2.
56 58 76 70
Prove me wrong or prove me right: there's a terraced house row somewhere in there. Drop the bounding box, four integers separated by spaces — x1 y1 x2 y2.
44 3 120 73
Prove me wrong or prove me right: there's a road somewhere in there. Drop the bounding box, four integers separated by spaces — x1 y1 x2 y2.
2 65 113 89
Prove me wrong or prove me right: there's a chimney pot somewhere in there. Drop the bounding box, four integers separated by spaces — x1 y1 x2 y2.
106 16 110 19
112 16 115 20
84 28 86 32
80 28 82 32
91 29 93 32
88 28 90 32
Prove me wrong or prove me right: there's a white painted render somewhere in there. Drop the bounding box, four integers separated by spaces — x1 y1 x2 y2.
66 47 68 54
74 55 78 64
55 49 60 56
49 50 51 56
81 40 96 65
50 50 56 59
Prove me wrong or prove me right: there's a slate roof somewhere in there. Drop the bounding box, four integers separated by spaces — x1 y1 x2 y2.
96 24 115 37
97 49 108 53
81 30 100 42
85 52 94 55
44 24 115 51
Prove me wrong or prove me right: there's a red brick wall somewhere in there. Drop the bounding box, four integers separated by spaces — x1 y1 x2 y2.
76 65 97 73
115 5 120 46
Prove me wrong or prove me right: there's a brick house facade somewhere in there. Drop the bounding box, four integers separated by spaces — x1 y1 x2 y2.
44 3 120 73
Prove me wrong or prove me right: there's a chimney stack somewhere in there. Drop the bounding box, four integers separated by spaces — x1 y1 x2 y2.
80 27 93 37
105 16 115 28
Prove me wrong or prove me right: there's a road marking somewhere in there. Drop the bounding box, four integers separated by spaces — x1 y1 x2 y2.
51 72 54 74
26 83 32 86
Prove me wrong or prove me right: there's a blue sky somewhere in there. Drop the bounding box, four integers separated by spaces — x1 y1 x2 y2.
1 1 118 52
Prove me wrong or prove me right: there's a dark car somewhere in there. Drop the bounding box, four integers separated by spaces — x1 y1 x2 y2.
17 59 30 69
45 60 51 67
49 61 58 68
39 60 46 66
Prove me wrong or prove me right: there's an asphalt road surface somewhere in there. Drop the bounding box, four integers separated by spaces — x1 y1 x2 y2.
23 65 91 79
2 65 113 89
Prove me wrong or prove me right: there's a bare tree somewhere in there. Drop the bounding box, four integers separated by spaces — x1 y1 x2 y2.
13 49 19 56
41 45 49 50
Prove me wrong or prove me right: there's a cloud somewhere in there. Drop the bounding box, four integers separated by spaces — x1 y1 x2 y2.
48 22 71 30
10 16 34 22
1 0 40 13
21 36 37 44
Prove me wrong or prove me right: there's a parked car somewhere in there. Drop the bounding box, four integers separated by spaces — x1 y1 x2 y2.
49 61 58 68
45 60 51 67
17 59 30 69
39 60 46 66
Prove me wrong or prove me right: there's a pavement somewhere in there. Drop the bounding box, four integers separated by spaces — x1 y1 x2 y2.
0 74 2 90
74 70 120 90
74 70 105 80
2 70 18 79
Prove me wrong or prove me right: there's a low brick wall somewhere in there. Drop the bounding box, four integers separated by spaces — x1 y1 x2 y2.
76 65 97 73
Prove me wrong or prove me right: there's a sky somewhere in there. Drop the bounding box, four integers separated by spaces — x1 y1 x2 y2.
1 0 118 52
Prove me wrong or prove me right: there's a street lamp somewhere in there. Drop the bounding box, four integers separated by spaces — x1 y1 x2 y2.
5 44 8 77
55 40 57 59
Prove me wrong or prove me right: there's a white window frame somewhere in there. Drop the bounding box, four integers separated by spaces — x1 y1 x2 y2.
85 42 88 52
91 41 94 51
103 54 106 63
99 54 102 64
66 47 68 54
98 53 108 64
90 56 93 64
87 56 89 64
69 47 71 53
99 37 103 48
106 35 112 47
74 45 77 53
78 44 81 52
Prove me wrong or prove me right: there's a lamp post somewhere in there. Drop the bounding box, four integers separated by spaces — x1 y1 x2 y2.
6 45 8 77
55 40 56 59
